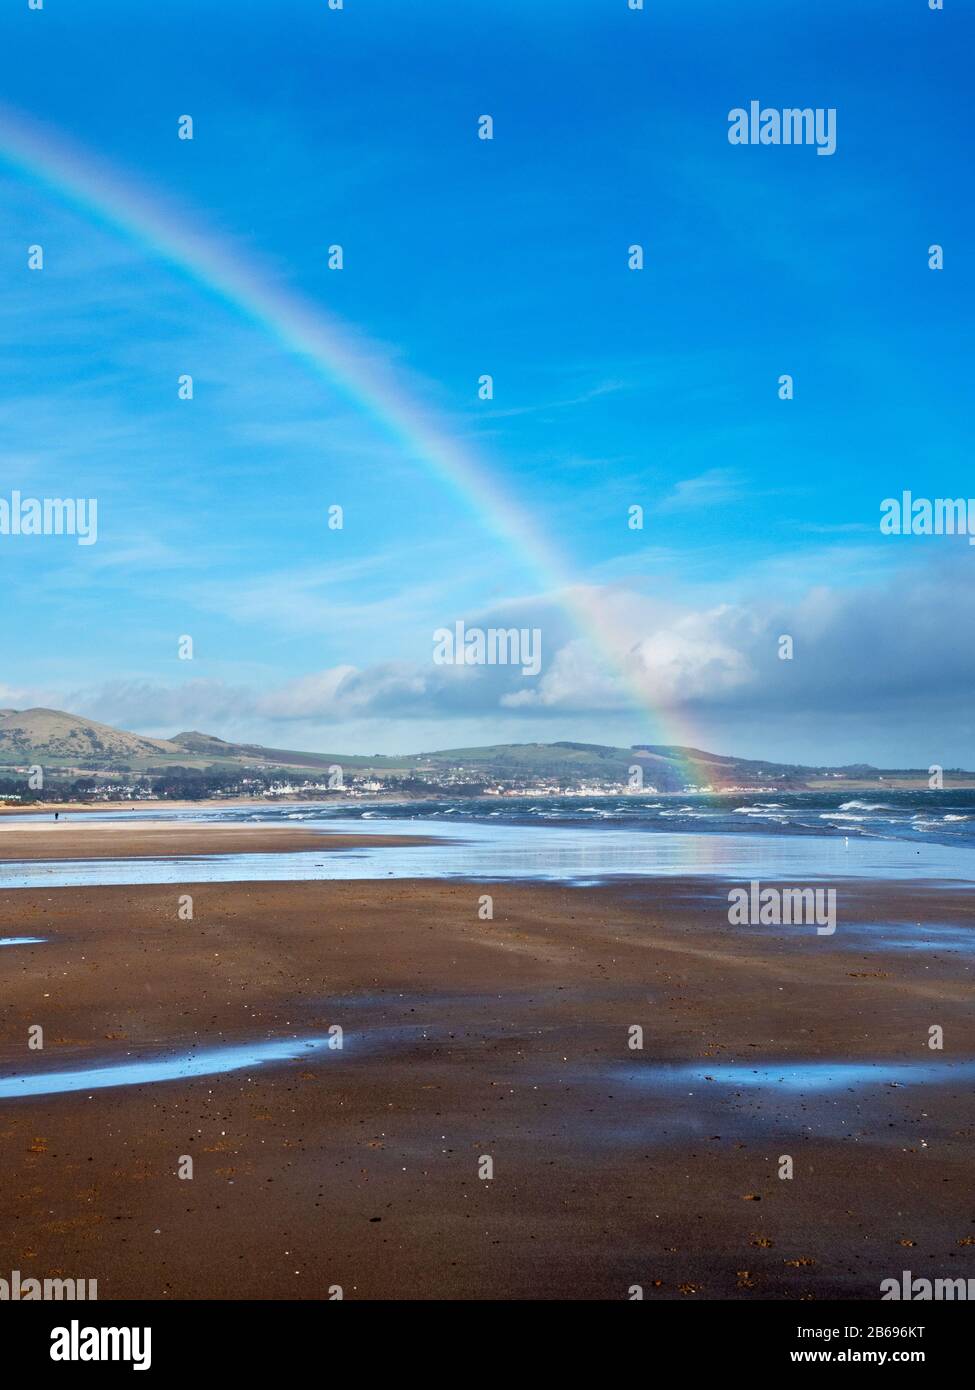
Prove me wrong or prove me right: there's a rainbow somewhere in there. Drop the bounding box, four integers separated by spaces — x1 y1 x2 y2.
0 103 704 778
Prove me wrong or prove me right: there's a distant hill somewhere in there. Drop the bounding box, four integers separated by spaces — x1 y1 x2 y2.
0 708 183 764
0 706 968 791
167 731 245 757
0 709 407 777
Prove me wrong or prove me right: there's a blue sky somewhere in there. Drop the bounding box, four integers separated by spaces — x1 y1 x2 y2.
0 0 972 764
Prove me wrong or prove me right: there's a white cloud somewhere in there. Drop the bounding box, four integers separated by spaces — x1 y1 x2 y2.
655 467 744 513
15 554 975 759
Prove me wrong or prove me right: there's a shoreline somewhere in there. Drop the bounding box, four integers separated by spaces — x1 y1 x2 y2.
4 777 975 820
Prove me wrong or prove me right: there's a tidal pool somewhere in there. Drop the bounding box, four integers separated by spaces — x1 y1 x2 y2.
0 1037 331 1099
600 1057 975 1147
656 1060 975 1092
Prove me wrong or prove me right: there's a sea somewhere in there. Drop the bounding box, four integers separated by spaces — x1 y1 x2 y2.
282 787 975 848
2 789 975 888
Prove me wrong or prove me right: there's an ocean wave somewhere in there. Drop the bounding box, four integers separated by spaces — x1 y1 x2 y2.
226 790 975 852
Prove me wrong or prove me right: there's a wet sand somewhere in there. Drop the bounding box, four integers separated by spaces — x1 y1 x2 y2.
0 819 434 861
1 874 974 1299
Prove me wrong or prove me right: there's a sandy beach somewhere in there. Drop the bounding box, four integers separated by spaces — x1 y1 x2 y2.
1 827 973 1299
0 818 435 861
